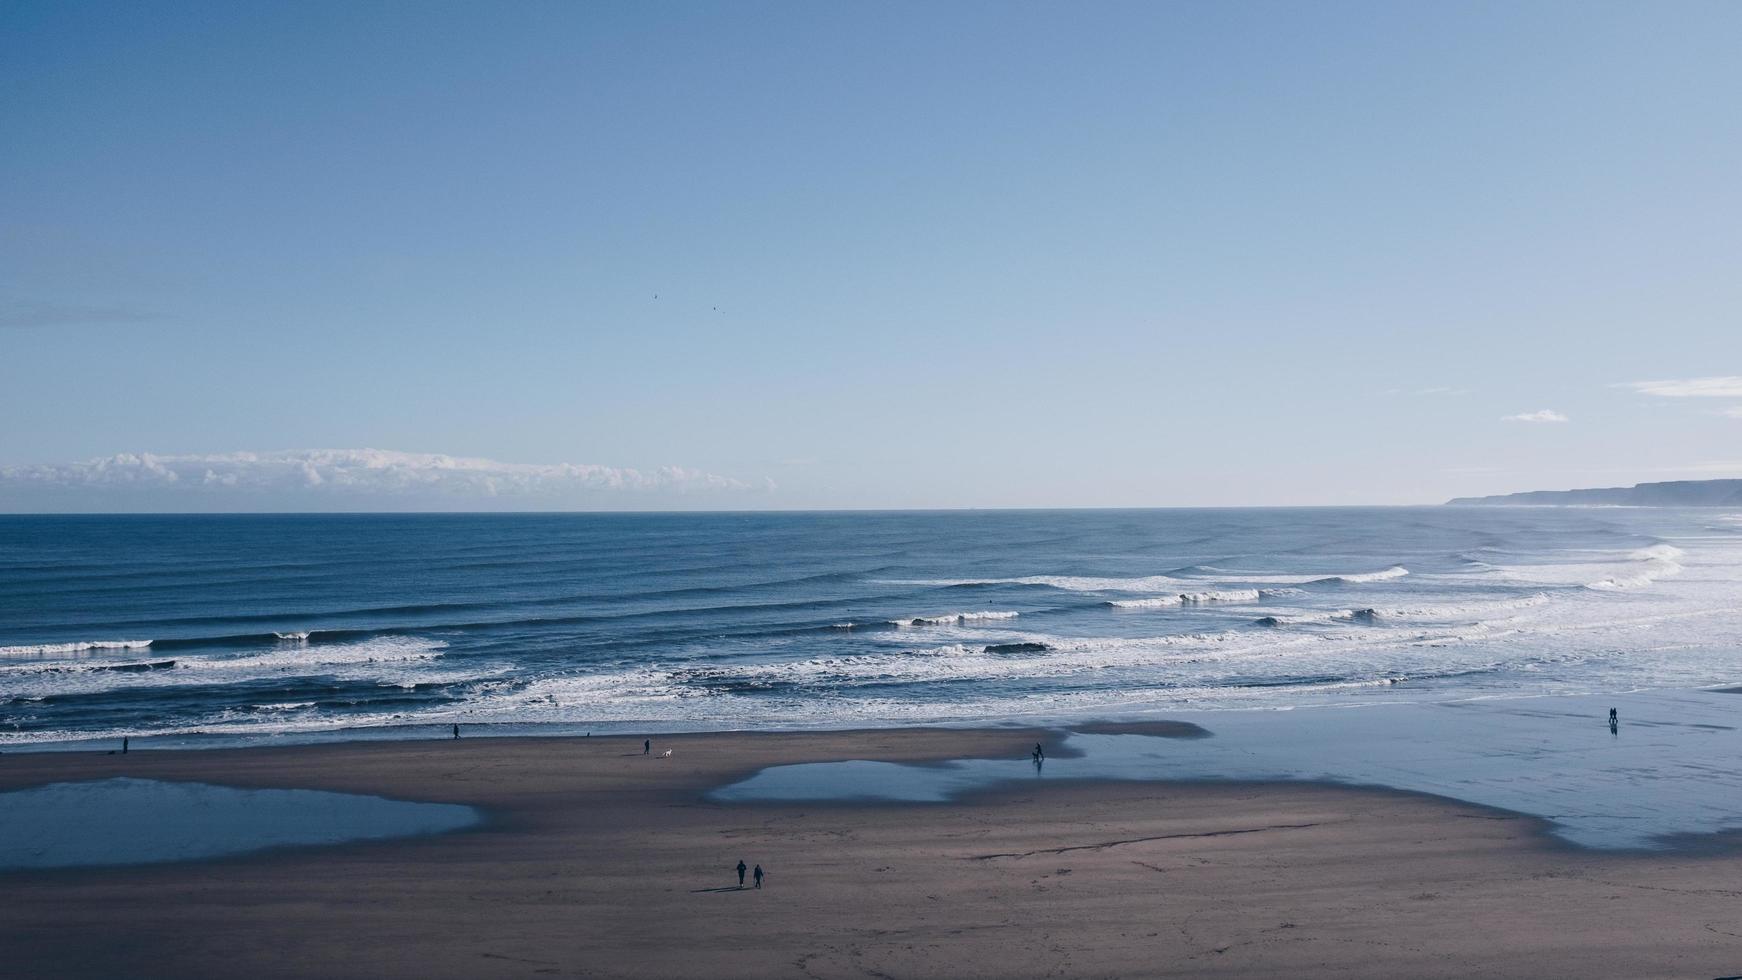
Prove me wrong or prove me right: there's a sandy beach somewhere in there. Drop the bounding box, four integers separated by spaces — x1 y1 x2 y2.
3 726 1742 979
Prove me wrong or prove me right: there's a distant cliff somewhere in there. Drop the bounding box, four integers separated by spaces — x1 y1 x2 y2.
1447 479 1742 507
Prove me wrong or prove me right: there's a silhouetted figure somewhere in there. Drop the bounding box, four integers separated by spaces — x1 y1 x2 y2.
1034 742 1045 762
453 724 459 740
753 864 764 889
736 860 748 888
1609 707 1618 726
644 739 651 755
122 737 128 755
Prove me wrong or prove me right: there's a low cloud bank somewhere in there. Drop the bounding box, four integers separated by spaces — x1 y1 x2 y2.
1619 377 1742 398
0 449 767 511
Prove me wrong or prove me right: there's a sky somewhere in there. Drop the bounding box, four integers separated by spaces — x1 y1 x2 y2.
3 0 1740 511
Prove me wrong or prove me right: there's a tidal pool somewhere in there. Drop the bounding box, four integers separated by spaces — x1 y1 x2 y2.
0 777 480 871
714 689 1742 851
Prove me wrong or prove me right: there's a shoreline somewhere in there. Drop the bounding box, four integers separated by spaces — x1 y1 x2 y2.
10 688 1742 850
4 725 1742 977
8 683 1737 756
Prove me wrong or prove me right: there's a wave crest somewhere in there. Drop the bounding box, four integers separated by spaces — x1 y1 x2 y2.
0 640 153 658
890 611 1021 626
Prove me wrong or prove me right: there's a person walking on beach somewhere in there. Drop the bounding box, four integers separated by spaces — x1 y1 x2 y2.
753 864 764 889
122 737 128 755
1034 742 1045 763
452 723 459 740
736 860 748 888
644 738 651 755
1609 707 1618 727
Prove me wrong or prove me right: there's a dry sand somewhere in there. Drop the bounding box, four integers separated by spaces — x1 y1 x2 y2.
2 727 1741 979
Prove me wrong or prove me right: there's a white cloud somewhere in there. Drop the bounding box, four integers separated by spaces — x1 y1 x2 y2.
1618 377 1742 398
0 449 766 509
1501 410 1569 423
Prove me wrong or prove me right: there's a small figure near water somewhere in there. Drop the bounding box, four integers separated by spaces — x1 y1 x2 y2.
753 864 764 889
1609 707 1618 726
122 737 128 755
452 724 459 740
736 860 748 888
1033 742 1045 763
644 739 651 755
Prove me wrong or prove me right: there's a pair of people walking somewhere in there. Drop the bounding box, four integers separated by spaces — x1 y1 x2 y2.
735 860 765 889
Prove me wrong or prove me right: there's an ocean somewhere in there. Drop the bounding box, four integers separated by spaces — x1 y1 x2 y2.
4 508 1741 748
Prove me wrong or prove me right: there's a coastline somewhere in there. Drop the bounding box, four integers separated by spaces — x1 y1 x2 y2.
5 725 1742 977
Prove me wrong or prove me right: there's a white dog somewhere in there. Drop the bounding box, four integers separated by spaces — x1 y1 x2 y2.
659 749 673 758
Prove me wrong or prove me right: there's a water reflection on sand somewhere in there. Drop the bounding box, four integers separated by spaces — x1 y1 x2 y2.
715 690 1742 851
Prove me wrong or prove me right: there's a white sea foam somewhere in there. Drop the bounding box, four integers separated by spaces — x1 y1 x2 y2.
1325 566 1410 584
1587 545 1684 590
274 631 312 643
0 640 153 658
1255 609 1360 626
891 611 1020 626
1631 544 1687 562
888 575 1189 592
1179 589 1262 604
1370 593 1552 620
0 636 482 702
1109 588 1274 609
1106 596 1182 609
1189 566 1409 585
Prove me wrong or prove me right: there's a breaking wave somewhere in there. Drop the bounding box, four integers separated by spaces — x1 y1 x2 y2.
1318 566 1410 584
891 611 1021 626
888 575 1188 592
0 636 475 704
1587 545 1685 590
1108 588 1305 609
1167 565 1410 585
0 640 154 658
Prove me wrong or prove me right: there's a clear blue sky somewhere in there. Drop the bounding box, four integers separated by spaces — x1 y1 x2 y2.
3 1 1739 510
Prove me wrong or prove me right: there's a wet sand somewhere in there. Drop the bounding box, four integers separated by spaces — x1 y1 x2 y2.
3 727 1742 978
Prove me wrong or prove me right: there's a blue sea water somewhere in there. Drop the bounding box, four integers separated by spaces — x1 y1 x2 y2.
3 508 1741 747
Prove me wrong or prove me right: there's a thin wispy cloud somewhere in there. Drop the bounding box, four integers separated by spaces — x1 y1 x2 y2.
1618 377 1742 398
1501 410 1568 423
0 301 162 329
0 449 766 509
